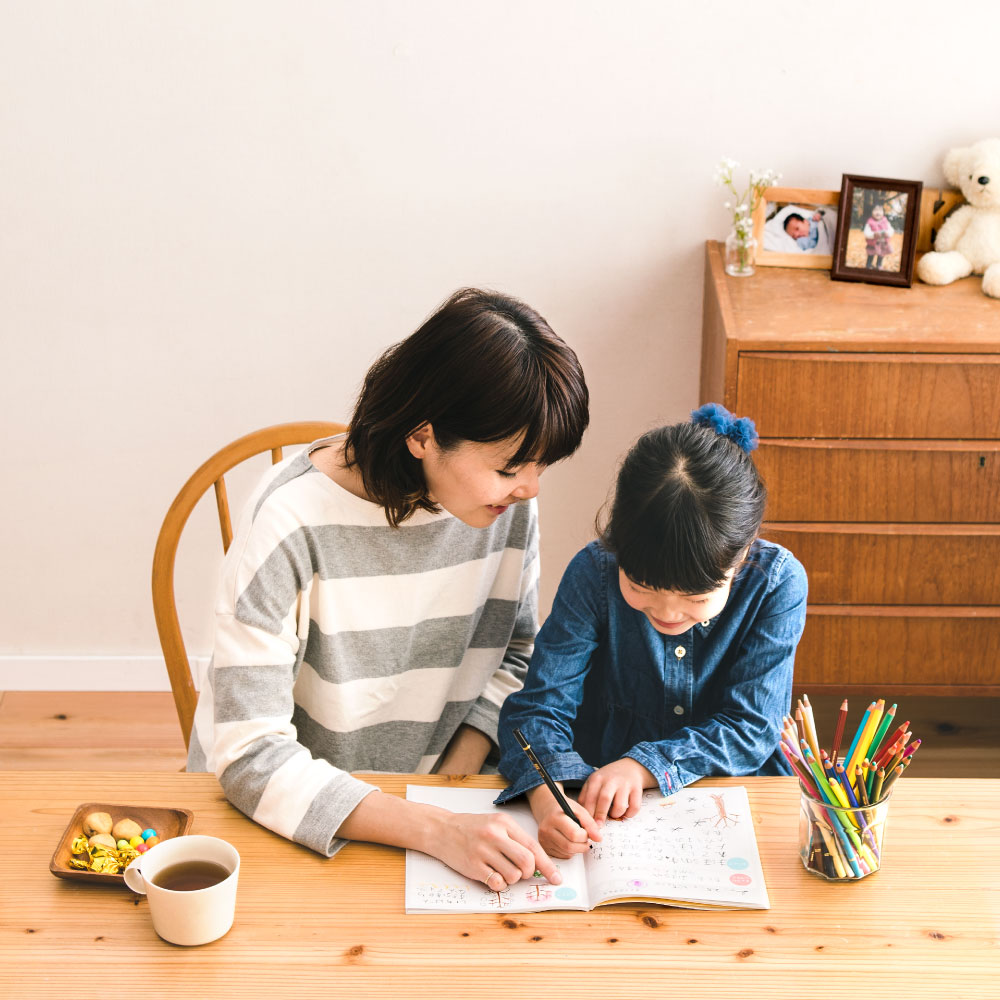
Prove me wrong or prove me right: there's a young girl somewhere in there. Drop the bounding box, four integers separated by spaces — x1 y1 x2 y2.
496 404 807 857
188 287 589 891
863 203 894 269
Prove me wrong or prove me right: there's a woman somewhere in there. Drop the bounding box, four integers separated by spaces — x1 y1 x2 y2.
188 287 589 891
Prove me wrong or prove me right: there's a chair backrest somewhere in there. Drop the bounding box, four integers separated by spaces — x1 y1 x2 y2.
152 421 347 749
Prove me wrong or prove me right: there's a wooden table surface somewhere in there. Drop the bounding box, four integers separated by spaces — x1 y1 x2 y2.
3 772 998 999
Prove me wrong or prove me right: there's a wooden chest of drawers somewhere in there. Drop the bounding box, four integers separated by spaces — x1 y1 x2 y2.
700 241 1000 695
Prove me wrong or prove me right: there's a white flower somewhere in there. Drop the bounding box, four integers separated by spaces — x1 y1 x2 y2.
714 157 781 236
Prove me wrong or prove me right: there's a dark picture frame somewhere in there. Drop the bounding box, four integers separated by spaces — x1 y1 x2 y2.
831 174 923 287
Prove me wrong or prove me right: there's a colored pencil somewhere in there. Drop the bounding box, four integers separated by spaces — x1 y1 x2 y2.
871 767 886 802
842 701 876 774
830 698 848 765
800 694 822 760
881 758 909 796
846 699 884 787
865 702 897 764
855 766 870 806
873 721 910 766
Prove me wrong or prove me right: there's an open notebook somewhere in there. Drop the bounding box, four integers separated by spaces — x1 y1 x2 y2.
404 785 769 913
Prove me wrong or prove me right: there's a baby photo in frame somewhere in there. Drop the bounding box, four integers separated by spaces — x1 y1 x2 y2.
751 188 840 269
831 174 923 287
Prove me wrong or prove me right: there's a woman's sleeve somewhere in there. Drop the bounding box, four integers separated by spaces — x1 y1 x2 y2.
494 546 605 804
625 550 808 795
199 503 377 858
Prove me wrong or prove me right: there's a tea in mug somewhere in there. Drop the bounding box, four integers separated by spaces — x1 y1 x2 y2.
151 859 232 892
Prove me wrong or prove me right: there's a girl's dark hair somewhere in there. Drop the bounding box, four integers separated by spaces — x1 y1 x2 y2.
599 421 766 593
345 287 589 525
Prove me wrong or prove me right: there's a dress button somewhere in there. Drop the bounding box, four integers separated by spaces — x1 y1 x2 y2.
701 620 711 628
674 645 686 658
673 705 684 715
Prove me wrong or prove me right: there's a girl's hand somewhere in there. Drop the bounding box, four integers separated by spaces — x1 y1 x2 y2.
578 758 657 823
432 811 562 891
527 784 602 859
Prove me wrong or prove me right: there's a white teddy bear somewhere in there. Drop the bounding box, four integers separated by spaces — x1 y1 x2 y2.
917 137 1000 298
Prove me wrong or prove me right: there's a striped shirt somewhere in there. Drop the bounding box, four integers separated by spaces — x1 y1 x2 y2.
187 437 539 856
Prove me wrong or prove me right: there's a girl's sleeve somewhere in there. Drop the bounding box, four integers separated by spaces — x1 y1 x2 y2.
494 545 605 804
863 220 874 238
625 550 808 795
199 501 378 858
462 501 540 746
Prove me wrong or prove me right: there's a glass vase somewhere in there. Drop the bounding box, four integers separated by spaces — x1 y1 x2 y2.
724 230 757 277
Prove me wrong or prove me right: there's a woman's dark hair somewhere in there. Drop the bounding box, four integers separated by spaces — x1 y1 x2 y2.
599 421 766 593
345 287 589 525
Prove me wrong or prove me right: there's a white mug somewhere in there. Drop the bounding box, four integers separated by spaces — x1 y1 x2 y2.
123 834 240 946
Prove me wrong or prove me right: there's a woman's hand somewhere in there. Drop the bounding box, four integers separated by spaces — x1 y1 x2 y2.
430 810 562 890
577 758 657 823
527 784 602 859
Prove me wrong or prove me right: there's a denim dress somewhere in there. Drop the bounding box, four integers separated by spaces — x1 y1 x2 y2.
495 538 807 804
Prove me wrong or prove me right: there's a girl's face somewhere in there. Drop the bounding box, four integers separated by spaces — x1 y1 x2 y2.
872 205 884 218
618 567 737 636
406 424 543 528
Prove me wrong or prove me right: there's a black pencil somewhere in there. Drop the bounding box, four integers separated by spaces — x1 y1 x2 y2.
512 727 583 827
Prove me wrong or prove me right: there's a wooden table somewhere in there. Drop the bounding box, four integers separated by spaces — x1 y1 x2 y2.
4 772 998 998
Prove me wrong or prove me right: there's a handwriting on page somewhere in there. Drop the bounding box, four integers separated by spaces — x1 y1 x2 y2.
586 789 755 903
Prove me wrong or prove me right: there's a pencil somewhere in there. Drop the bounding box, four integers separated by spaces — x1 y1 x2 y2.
842 701 876 774
512 727 583 828
873 721 910 766
830 698 848 765
846 699 884 787
800 694 821 760
881 757 909 796
855 766 870 807
871 767 886 803
865 702 897 764
795 705 807 748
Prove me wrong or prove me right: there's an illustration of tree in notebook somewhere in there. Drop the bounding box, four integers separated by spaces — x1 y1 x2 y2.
524 884 552 903
710 792 740 828
482 887 512 908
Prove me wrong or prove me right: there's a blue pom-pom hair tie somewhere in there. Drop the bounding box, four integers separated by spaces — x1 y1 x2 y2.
691 402 759 453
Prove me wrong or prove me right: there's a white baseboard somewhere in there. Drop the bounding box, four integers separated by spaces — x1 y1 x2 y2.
0 655 210 691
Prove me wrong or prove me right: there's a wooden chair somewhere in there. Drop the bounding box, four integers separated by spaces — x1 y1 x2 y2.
152 421 347 750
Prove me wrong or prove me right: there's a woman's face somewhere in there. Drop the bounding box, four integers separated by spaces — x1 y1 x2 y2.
618 567 736 635
406 424 543 528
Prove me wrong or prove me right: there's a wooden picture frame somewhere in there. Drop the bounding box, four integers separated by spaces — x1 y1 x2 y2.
751 187 840 269
831 174 923 287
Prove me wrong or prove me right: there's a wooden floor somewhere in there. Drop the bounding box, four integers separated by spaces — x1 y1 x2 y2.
0 689 997 777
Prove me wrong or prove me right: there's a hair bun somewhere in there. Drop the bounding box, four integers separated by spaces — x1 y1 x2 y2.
690 402 759 453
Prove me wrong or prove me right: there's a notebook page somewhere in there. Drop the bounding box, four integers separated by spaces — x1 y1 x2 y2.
584 786 770 910
404 785 590 913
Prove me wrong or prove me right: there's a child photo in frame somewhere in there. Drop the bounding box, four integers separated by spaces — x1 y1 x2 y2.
831 175 923 287
752 188 840 269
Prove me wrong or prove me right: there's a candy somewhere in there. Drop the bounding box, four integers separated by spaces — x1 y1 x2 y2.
69 812 169 875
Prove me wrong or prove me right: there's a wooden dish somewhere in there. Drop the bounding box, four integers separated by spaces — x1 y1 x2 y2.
49 802 194 886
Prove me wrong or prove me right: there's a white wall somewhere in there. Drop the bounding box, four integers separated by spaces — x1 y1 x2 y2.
2 1 997 689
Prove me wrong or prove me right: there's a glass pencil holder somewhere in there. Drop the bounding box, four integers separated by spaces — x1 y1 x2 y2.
798 781 893 881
